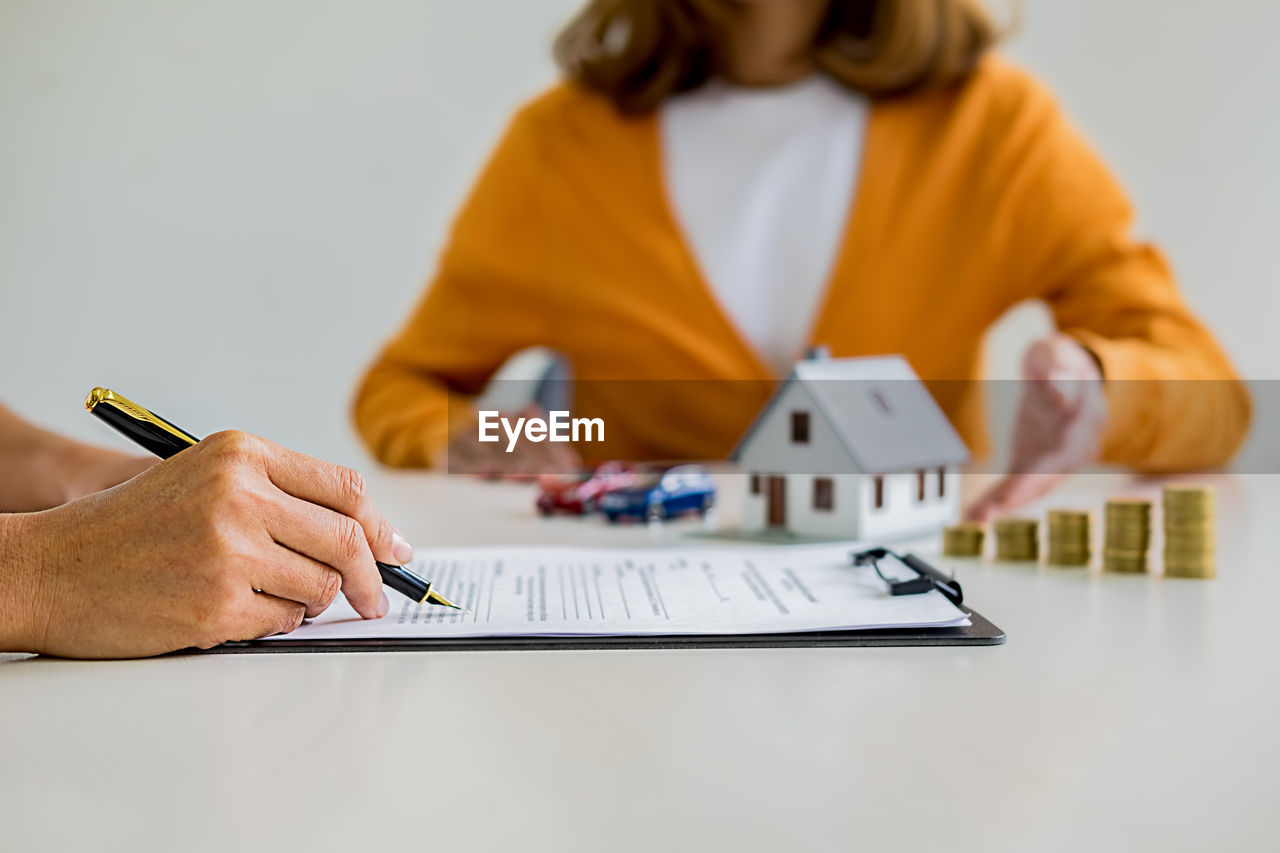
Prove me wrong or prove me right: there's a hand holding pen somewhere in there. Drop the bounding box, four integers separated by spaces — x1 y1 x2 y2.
16 426 412 658
4 387 458 659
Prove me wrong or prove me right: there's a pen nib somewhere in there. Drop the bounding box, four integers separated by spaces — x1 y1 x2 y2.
424 586 467 613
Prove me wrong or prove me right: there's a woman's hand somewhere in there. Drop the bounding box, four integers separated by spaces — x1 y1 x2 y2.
59 444 157 502
439 405 582 480
967 335 1108 520
0 404 155 511
3 430 413 659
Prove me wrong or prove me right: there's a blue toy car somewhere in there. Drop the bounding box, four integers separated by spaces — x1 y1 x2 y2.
600 465 715 522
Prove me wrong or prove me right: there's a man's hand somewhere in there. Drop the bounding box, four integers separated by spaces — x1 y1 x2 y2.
967 335 1108 520
7 431 413 659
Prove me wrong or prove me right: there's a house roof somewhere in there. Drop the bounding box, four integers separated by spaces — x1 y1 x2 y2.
731 355 969 474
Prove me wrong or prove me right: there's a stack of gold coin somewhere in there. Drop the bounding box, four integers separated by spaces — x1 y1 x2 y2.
994 518 1039 561
1103 499 1152 572
1046 510 1092 566
1163 485 1215 579
942 523 985 557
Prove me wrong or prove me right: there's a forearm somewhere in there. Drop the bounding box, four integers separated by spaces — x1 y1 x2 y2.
0 403 155 510
996 75 1251 471
352 278 545 470
0 404 78 511
353 361 478 469
0 511 53 653
1042 242 1250 471
1068 331 1252 471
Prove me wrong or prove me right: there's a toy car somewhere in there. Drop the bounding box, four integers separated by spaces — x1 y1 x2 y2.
536 461 641 516
600 465 715 522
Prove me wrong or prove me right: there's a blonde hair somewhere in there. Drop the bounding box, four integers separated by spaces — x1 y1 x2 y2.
555 0 1000 114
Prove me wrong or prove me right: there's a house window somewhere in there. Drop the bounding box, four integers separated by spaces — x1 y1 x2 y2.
917 470 927 502
873 475 885 510
813 477 834 511
937 467 946 498
750 474 760 495
791 411 810 444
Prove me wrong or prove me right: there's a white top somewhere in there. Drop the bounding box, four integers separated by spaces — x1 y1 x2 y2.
660 74 869 375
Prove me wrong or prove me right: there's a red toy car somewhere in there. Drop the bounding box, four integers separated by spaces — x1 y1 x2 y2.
536 461 641 516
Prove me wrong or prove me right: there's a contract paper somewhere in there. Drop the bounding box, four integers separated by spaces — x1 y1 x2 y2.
262 545 970 642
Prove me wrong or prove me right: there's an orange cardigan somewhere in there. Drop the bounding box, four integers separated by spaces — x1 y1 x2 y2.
354 58 1250 470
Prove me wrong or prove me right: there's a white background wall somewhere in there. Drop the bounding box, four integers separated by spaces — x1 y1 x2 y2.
2 0 1277 468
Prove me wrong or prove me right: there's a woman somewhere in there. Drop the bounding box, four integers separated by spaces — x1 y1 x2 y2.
354 0 1250 516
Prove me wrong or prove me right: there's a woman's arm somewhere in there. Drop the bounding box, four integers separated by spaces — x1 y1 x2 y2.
996 70 1251 471
354 108 553 469
967 65 1250 517
0 403 155 512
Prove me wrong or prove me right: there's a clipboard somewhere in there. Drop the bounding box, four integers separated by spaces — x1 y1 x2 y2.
196 607 1004 654
189 547 1005 655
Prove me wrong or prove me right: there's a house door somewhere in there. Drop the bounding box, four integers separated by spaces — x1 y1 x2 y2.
766 476 786 528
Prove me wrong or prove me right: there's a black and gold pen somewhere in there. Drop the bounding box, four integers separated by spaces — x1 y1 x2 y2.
84 387 463 611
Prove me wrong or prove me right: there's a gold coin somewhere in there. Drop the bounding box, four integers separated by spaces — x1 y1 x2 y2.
1167 548 1213 560
946 522 985 533
1164 559 1215 579
1105 513 1150 533
1163 517 1215 528
1105 526 1150 535
1103 557 1148 573
1164 534 1215 547
1107 497 1153 506
942 524 986 557
1162 496 1214 507
1162 485 1214 501
1163 498 1214 507
995 541 1039 561
1162 489 1214 518
1100 499 1152 571
993 515 1038 562
1046 506 1090 567
1105 538 1150 550
1048 509 1091 522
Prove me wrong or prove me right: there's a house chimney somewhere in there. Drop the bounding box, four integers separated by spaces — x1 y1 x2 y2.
803 345 831 361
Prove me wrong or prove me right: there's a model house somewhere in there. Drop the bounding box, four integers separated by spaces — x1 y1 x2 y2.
732 354 969 541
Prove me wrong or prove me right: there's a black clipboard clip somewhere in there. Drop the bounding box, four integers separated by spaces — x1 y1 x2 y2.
851 547 964 606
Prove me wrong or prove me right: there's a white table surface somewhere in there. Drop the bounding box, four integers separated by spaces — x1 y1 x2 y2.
3 471 1277 852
